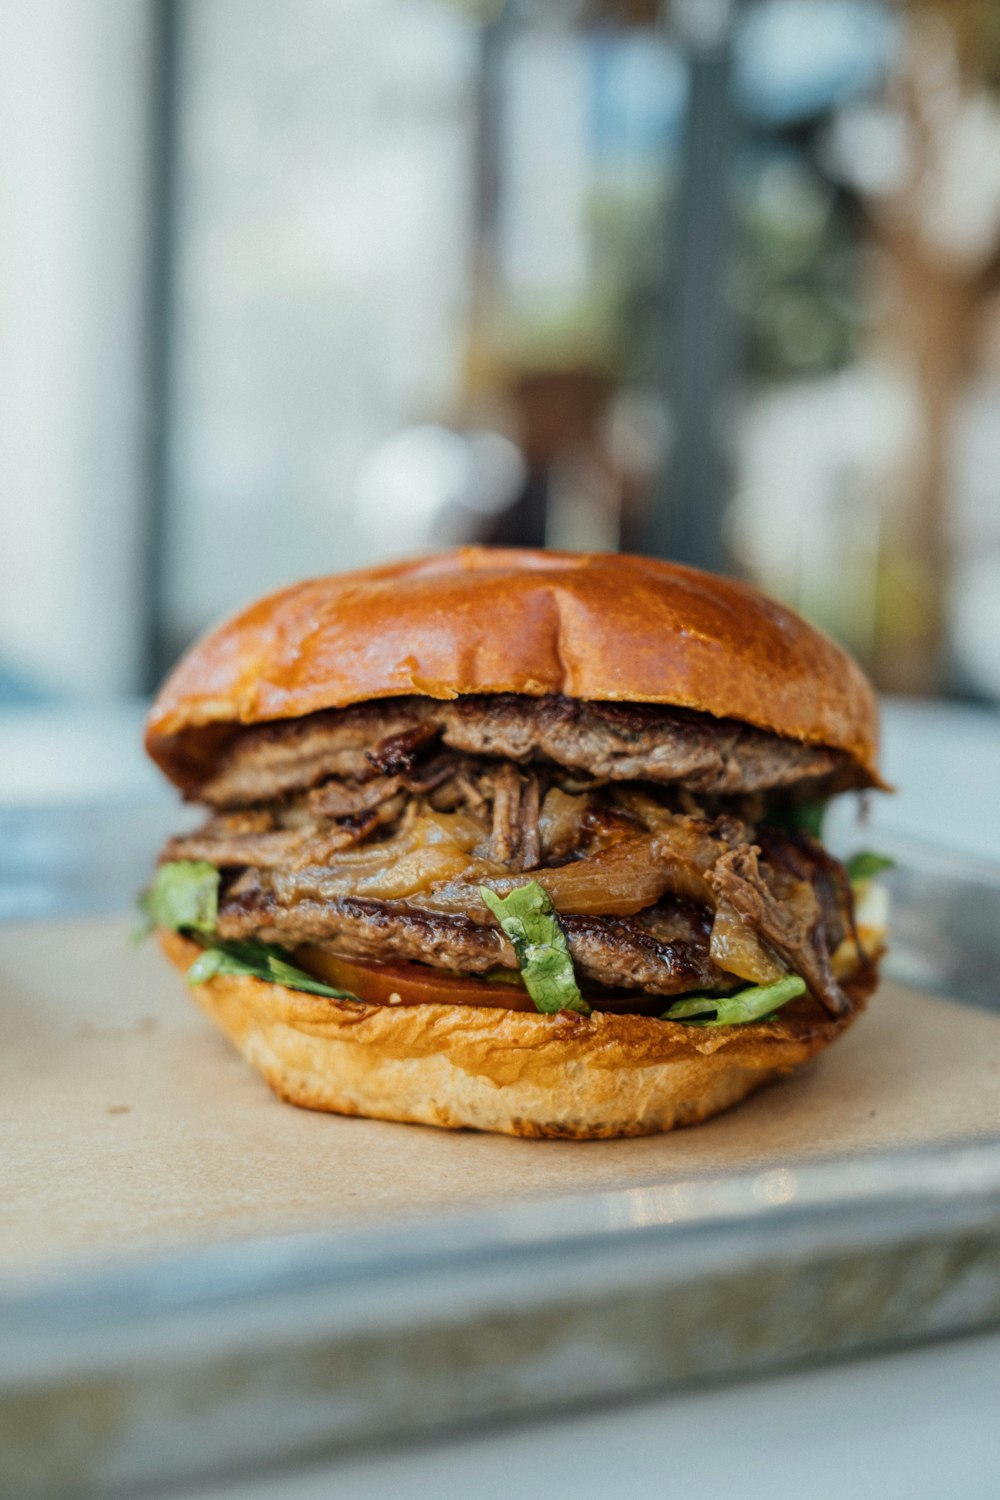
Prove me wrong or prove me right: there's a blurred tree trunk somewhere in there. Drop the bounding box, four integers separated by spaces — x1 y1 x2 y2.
863 2 1000 694
870 224 981 692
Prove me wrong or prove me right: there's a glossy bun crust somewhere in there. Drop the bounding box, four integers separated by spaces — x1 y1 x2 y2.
146 548 881 795
161 932 875 1140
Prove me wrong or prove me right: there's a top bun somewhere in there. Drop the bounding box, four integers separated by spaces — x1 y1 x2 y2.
146 548 881 795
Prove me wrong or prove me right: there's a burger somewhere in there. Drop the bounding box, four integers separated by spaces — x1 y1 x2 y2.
141 547 889 1139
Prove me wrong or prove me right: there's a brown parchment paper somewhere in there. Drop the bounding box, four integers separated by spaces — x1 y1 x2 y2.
2 916 999 1279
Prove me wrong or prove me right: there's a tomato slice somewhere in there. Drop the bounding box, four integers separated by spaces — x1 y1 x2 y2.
294 946 538 1011
293 946 667 1016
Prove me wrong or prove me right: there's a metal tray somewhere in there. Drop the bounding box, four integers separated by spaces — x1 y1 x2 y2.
2 818 1000 1499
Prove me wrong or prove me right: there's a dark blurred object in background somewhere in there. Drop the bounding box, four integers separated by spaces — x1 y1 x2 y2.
479 367 647 552
1 0 999 706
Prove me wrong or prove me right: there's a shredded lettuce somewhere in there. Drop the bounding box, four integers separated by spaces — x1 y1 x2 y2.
480 881 591 1017
136 860 220 940
661 974 806 1027
790 800 827 839
186 938 360 1000
846 850 894 882
768 799 827 839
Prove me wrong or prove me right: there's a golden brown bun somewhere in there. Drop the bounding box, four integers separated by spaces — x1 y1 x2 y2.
146 548 882 795
161 931 874 1140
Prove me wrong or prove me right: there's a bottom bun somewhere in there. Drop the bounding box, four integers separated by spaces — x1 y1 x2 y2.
160 931 876 1140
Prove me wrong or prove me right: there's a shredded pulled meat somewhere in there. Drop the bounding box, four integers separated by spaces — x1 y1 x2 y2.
159 695 864 1017
708 847 849 1018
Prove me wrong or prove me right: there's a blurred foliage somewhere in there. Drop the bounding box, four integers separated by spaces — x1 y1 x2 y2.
565 146 865 385
733 152 863 379
585 179 673 382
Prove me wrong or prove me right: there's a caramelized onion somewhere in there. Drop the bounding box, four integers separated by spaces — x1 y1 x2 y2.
275 800 736 916
321 810 488 863
708 896 784 985
410 828 724 918
533 835 681 915
538 787 589 860
267 811 503 905
275 805 741 920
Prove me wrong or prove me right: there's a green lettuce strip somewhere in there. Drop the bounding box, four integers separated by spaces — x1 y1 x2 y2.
661 974 807 1027
845 850 894 883
138 860 360 1001
772 799 828 839
186 937 360 1000
135 859 219 940
479 881 591 1017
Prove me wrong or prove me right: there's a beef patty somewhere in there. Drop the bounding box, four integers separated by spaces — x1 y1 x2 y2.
195 694 868 807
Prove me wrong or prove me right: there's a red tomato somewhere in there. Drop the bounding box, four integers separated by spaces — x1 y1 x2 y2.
293 945 666 1017
294 946 537 1011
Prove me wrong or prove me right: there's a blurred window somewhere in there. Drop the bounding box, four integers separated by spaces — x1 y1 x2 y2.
164 0 478 659
0 0 151 700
